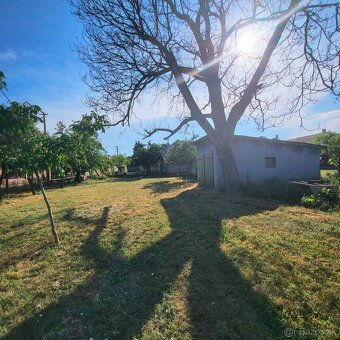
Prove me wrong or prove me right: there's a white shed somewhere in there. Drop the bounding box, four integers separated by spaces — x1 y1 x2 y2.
194 135 321 189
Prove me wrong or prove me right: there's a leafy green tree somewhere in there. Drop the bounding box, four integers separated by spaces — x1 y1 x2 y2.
17 129 49 194
53 115 108 182
0 93 60 243
0 101 42 198
166 140 196 175
315 132 340 175
109 154 130 174
131 141 161 174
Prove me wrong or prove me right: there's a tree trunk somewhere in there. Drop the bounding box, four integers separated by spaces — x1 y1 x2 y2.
27 174 36 195
0 162 5 201
61 176 65 188
0 176 3 202
75 170 82 183
38 178 60 244
214 139 241 192
3 162 9 194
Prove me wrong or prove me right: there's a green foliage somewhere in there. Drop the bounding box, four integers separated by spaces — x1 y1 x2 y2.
314 132 340 173
0 101 42 180
316 188 338 209
54 115 108 180
166 139 196 167
109 154 130 174
0 70 6 90
0 102 108 190
301 194 318 208
110 154 130 167
131 141 161 174
301 188 338 211
70 111 109 134
322 172 340 186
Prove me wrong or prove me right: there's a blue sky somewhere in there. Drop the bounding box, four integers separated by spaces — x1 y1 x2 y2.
1 0 339 156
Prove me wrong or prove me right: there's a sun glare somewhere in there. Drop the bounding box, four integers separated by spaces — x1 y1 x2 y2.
236 29 264 55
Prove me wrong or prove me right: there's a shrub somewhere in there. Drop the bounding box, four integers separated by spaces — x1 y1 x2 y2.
301 188 338 211
317 188 338 209
301 194 317 208
323 173 340 186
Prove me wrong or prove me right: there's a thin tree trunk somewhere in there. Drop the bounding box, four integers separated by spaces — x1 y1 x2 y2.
38 177 60 244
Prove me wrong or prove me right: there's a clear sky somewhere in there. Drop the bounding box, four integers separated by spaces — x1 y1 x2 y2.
1 0 339 156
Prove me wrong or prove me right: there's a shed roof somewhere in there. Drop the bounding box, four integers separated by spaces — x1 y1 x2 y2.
193 134 322 149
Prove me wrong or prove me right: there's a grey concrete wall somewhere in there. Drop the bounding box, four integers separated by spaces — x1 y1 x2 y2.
196 138 320 188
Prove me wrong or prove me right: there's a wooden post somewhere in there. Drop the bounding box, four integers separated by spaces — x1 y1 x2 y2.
39 180 60 244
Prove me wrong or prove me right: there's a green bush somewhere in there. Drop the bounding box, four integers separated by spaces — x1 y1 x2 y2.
301 188 338 211
317 188 338 209
323 173 340 186
301 194 317 208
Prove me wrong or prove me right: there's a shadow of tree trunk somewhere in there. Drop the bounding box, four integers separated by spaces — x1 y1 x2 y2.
5 184 289 339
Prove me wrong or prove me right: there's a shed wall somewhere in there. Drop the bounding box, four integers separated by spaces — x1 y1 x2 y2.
196 139 320 188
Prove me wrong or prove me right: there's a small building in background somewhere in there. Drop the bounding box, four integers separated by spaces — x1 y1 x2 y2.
194 135 321 189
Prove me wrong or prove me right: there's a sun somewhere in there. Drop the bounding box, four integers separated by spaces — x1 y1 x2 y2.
235 28 264 55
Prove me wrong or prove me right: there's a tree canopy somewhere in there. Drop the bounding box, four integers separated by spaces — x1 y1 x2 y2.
0 97 108 196
131 141 162 174
166 140 197 168
315 132 340 175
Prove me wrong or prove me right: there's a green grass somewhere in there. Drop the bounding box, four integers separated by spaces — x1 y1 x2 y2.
0 177 339 339
321 169 337 177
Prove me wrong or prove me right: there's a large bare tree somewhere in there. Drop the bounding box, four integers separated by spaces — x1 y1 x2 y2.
70 0 339 191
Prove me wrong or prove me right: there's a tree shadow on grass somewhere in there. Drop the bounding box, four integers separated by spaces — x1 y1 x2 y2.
142 179 196 194
5 182 289 339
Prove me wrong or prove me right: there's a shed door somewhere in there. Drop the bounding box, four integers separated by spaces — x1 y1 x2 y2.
198 151 214 187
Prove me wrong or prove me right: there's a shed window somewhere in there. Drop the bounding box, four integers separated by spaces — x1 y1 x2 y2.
265 157 276 168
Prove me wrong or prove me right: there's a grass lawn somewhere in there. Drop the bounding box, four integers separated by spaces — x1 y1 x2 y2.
321 169 337 177
0 177 339 339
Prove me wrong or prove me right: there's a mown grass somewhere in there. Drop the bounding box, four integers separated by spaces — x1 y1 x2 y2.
321 169 337 177
0 177 339 339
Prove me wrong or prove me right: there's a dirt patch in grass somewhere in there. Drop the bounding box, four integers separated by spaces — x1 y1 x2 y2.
0 177 339 339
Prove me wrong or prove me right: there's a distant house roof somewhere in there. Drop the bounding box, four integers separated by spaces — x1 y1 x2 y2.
288 133 320 143
288 129 330 144
193 134 322 149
